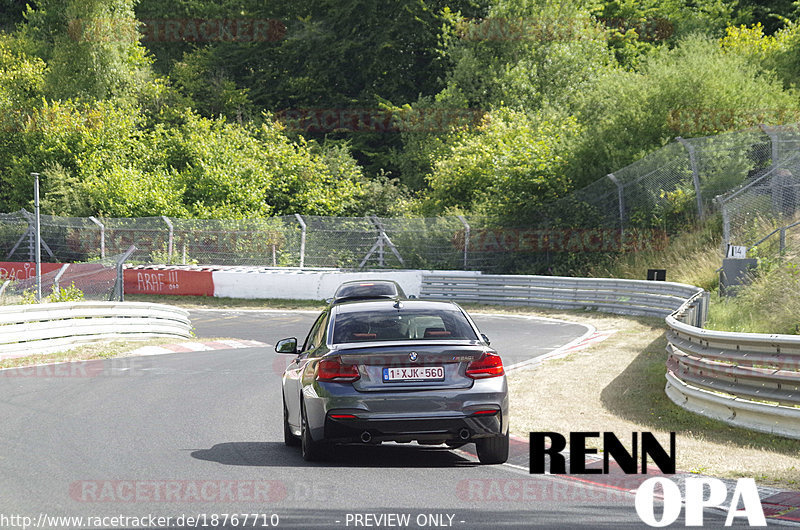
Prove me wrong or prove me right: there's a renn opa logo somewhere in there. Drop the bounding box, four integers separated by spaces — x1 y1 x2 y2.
530 432 766 527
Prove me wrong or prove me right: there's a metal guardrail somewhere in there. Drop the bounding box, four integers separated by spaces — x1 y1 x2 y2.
665 298 800 439
0 302 193 358
422 272 800 439
422 273 705 323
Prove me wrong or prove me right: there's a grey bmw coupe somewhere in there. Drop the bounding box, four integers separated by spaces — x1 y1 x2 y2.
275 280 509 464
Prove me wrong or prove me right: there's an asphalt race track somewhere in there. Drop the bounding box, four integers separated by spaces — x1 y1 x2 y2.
0 310 773 528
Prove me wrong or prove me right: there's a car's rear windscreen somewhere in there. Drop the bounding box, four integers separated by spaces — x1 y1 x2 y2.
332 309 478 343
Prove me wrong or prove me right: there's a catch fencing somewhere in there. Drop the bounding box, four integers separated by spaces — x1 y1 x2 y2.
0 248 134 305
715 152 800 257
2 123 800 271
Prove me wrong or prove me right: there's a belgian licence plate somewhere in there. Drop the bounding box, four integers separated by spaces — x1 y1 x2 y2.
382 366 445 382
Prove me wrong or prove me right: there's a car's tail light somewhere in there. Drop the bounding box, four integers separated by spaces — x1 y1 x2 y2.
316 358 360 382
466 352 505 379
329 413 358 419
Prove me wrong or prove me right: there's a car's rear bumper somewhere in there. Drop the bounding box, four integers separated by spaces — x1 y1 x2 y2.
324 410 504 443
302 376 509 443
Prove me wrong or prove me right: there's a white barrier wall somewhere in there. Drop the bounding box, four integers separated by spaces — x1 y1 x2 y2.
209 269 480 300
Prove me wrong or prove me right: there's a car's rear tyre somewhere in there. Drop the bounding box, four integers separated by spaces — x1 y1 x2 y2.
300 401 328 462
475 432 509 465
283 395 300 447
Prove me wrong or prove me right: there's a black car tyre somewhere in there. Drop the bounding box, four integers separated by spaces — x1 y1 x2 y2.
475 432 509 465
283 395 300 447
300 401 328 462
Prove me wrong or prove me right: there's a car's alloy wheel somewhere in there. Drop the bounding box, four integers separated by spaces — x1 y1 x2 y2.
300 401 328 462
475 431 509 465
283 395 300 447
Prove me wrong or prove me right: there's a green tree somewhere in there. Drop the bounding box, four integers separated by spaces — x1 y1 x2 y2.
568 34 799 187
437 0 615 112
23 0 153 101
721 23 800 90
423 108 582 225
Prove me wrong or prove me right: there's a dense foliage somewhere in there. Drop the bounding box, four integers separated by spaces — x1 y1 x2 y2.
1 0 799 230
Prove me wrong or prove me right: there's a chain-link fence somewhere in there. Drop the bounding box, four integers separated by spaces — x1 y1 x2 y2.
716 151 800 258
0 248 132 305
1 123 799 273
542 126 779 233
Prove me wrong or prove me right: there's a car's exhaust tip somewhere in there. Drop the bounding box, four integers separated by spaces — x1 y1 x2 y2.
360 431 373 443
458 428 471 441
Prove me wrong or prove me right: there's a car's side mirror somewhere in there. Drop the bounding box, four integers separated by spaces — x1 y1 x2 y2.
481 333 491 345
275 337 298 354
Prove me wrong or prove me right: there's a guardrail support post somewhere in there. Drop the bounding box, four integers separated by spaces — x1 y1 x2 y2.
294 214 307 268
89 216 105 259
113 245 137 301
677 137 705 220
457 215 470 270
162 216 174 264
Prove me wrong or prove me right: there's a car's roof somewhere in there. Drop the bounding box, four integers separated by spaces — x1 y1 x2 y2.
331 280 406 304
331 298 460 314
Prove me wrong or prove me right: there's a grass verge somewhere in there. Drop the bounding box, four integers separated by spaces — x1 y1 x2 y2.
125 294 327 311
502 306 800 489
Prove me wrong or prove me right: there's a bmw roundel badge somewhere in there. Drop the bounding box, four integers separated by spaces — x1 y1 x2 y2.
409 351 418 362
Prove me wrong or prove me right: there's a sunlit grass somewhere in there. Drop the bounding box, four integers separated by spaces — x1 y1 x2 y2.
595 221 723 291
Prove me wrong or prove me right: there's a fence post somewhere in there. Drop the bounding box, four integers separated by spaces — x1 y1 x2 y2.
89 216 105 259
457 215 470 270
6 209 35 261
780 227 786 253
294 214 307 268
161 216 174 264
53 264 70 292
760 124 779 168
607 173 625 237
716 195 730 252
359 216 404 268
32 172 42 301
676 137 705 219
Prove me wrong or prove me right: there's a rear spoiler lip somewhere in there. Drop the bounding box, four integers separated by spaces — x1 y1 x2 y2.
330 340 492 354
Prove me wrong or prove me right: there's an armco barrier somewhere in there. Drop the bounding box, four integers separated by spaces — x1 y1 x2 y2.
665 299 800 439
421 273 705 322
0 301 192 358
421 272 800 440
